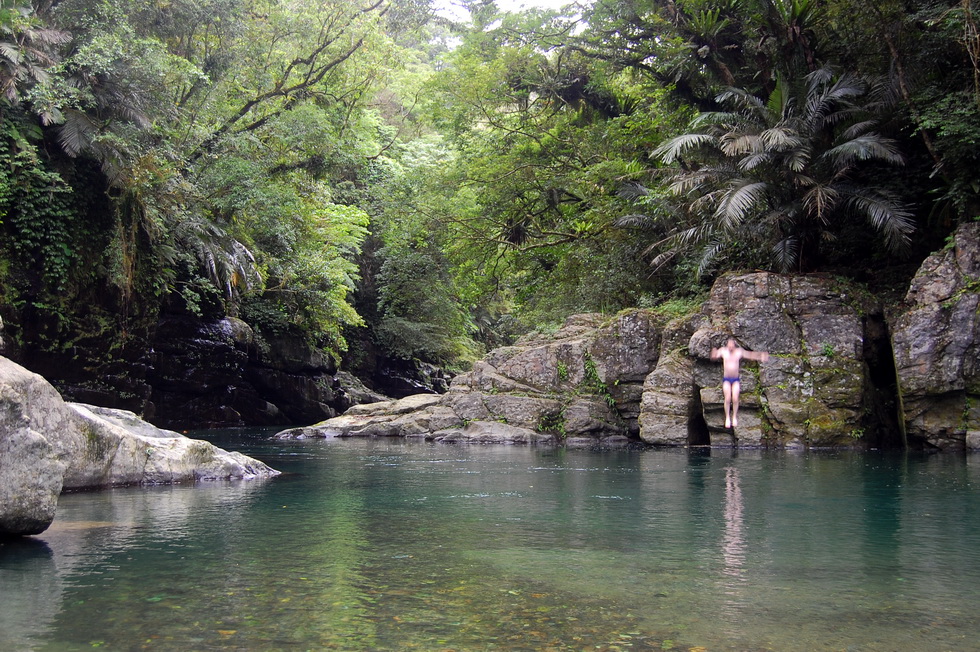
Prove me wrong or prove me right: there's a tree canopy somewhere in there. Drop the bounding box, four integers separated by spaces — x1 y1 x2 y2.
1 0 977 376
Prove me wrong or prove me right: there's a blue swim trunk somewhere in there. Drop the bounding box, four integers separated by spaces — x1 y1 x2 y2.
723 377 740 384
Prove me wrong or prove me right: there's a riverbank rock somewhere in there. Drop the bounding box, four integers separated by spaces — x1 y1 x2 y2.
0 358 69 536
275 310 667 444
278 266 975 451
639 273 887 449
892 222 980 450
0 356 279 537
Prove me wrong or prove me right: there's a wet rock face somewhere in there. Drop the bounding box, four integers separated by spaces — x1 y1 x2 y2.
639 273 884 449
892 223 980 450
145 315 344 429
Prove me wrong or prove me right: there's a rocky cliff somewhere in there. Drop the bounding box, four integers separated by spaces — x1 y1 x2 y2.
0 310 444 431
0 356 279 537
276 223 980 451
891 222 980 449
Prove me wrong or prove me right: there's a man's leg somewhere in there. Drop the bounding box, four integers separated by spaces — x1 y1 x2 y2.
722 381 733 429
731 380 741 428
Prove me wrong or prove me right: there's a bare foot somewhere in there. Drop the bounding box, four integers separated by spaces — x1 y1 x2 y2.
725 418 731 429
732 416 738 428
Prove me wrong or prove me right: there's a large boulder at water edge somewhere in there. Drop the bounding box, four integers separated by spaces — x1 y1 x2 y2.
0 356 279 537
639 273 891 448
891 222 980 450
0 358 69 536
275 311 667 445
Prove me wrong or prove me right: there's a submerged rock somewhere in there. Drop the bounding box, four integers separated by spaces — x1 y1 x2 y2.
0 356 279 537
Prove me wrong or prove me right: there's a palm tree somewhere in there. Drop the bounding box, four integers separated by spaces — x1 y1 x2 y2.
650 66 915 275
0 0 68 109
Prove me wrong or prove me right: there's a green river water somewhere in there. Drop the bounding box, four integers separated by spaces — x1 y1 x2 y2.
2 433 979 651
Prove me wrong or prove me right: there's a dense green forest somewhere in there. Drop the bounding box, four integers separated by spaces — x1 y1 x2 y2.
1 0 978 379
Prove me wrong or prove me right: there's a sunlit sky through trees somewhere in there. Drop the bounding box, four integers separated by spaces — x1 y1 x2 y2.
435 0 582 21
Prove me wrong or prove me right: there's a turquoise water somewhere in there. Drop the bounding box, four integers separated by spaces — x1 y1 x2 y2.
2 434 980 651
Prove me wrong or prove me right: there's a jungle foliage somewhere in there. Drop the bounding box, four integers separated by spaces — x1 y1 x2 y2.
0 0 977 376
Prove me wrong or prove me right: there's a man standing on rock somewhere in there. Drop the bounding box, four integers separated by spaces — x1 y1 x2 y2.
710 338 769 429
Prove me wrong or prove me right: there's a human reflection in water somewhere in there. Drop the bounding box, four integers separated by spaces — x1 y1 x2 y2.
718 466 747 636
718 466 748 629
722 467 745 577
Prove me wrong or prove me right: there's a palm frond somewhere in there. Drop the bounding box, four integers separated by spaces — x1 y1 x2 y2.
56 109 98 157
617 182 649 201
840 187 915 252
614 213 655 228
784 145 812 172
772 236 800 272
176 216 263 298
33 28 72 47
738 152 772 171
804 66 835 92
864 72 902 112
760 125 802 150
0 42 21 64
695 239 726 278
839 120 878 141
646 225 702 269
691 111 744 129
715 180 767 231
653 133 717 163
716 87 765 113
802 184 840 225
722 131 765 157
668 168 727 195
823 135 905 167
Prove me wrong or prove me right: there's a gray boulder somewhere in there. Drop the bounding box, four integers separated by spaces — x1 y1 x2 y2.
1 356 279 537
892 222 980 449
273 394 452 439
640 273 877 448
66 404 279 486
276 310 667 444
0 358 69 536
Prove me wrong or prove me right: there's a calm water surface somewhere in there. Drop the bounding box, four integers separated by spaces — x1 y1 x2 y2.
2 433 980 651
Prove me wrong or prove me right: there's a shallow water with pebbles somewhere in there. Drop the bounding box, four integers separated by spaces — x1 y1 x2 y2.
3 432 979 651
